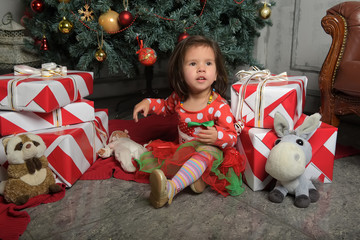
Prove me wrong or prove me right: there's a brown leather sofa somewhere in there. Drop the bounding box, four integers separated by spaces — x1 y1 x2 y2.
319 1 360 127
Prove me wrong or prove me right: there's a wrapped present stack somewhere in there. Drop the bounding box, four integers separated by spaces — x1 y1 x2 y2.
0 63 109 187
231 67 338 191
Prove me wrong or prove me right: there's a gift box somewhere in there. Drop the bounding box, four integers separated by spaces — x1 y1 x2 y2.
0 109 109 187
237 114 338 191
231 70 307 129
0 99 95 137
0 70 93 113
94 108 109 150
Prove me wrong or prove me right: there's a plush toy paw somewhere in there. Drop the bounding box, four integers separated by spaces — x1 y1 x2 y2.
309 188 320 203
294 194 310 208
15 195 30 206
115 150 137 172
97 147 112 158
269 189 285 203
49 184 62 193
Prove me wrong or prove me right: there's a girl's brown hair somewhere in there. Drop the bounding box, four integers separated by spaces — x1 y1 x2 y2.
168 35 228 100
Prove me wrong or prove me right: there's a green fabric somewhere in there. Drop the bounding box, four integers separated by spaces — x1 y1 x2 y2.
187 120 215 128
135 151 163 173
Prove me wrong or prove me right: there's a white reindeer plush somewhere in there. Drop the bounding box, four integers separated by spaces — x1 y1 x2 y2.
265 112 321 208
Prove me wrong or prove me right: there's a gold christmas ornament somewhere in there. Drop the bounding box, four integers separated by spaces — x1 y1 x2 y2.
78 4 94 21
98 9 120 34
260 2 271 19
95 48 107 62
58 16 73 34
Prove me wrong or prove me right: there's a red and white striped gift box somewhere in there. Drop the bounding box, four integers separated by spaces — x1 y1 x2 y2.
237 114 338 191
0 109 109 187
0 71 93 113
94 108 109 151
231 75 307 129
0 99 95 137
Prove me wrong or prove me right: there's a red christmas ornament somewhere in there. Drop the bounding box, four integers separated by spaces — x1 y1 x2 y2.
138 47 157 66
34 37 42 46
20 15 30 27
136 36 157 66
178 32 190 42
40 35 48 50
31 0 45 13
118 11 133 27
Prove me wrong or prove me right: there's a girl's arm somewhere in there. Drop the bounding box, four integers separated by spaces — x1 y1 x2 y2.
146 92 179 116
213 105 237 149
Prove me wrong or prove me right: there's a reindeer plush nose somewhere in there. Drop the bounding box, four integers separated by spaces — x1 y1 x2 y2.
26 143 32 149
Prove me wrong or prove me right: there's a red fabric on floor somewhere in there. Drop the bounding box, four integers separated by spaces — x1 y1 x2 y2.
80 114 178 182
335 144 360 159
0 184 66 240
108 114 178 145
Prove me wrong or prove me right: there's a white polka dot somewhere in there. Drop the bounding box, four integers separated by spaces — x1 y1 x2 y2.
222 143 228 148
180 108 185 113
215 110 221 117
185 118 191 123
218 131 224 139
157 99 161 104
197 113 203 120
147 99 151 103
220 104 225 108
226 116 232 123
172 93 176 98
161 106 165 112
152 106 156 111
174 100 178 105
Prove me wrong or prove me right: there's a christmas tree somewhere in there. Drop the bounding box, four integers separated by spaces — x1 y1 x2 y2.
22 0 273 77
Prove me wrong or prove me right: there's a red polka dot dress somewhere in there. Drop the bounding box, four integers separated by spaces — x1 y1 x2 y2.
136 92 245 197
147 92 237 148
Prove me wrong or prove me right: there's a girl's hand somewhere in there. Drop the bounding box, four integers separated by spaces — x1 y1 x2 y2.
196 127 218 145
133 99 150 122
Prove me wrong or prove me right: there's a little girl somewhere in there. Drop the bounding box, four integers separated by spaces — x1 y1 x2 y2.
133 35 245 208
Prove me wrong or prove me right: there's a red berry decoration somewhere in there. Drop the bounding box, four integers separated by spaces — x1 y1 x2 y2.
138 47 157 66
31 0 44 13
118 11 133 27
178 32 190 42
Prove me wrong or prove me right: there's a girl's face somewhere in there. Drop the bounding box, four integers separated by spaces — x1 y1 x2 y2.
183 45 217 94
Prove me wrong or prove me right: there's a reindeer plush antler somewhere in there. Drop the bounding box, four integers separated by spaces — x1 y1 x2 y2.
265 112 321 208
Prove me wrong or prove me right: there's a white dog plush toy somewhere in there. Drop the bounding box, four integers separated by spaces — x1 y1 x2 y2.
97 130 147 172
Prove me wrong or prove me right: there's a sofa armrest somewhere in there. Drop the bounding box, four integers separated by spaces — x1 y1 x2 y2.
319 14 347 91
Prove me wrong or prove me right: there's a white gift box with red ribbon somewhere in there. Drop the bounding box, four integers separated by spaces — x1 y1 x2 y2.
237 114 338 191
231 69 307 129
0 99 95 137
0 109 109 187
0 70 93 113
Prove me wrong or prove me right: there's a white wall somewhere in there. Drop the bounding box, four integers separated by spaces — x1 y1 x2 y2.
254 0 345 112
0 0 25 23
